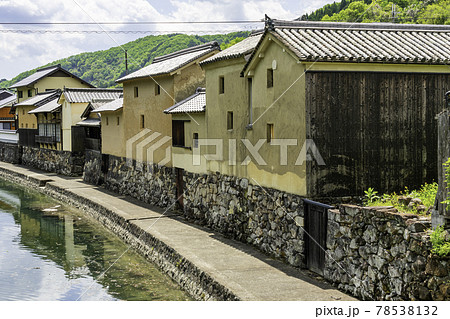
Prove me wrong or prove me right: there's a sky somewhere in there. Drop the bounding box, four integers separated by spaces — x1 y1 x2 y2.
0 0 336 81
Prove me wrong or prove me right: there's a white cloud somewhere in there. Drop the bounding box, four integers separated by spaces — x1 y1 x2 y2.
0 0 335 80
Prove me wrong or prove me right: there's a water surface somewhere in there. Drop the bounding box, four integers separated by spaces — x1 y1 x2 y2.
0 178 191 301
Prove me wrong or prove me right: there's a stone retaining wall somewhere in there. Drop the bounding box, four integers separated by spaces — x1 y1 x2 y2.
21 146 84 176
325 205 450 301
83 154 177 208
82 154 307 269
83 150 103 185
0 142 21 164
183 171 306 268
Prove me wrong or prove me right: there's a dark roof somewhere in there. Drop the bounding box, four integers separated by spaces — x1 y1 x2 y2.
61 88 123 103
242 18 450 75
201 30 263 65
9 64 94 89
117 42 220 82
0 89 16 108
164 87 206 114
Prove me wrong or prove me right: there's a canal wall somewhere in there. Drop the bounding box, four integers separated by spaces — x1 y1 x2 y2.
0 164 238 301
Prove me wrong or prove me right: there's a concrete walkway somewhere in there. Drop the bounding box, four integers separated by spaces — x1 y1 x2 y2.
0 162 356 301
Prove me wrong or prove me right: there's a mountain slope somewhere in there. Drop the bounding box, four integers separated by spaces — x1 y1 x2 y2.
1 32 249 89
299 0 449 24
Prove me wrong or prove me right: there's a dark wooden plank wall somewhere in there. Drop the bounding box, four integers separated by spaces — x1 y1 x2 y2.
306 71 450 197
18 128 38 147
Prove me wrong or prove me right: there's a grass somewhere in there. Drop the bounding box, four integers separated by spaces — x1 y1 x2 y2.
431 226 450 257
364 182 438 215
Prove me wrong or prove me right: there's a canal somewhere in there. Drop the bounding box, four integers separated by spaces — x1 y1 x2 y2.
0 178 191 301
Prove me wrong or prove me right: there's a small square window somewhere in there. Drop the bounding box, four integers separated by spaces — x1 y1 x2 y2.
140 115 145 129
219 76 225 94
267 69 273 88
267 123 274 143
227 111 233 130
134 86 139 98
155 84 161 95
18 91 23 99
28 89 32 97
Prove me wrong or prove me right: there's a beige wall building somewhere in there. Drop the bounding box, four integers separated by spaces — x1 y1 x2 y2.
58 88 123 152
10 64 93 132
240 19 450 196
95 98 125 158
164 87 207 174
115 42 220 165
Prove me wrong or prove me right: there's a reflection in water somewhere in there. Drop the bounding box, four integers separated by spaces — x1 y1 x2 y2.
0 179 191 301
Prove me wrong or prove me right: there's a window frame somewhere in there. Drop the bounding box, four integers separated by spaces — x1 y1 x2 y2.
267 123 274 144
219 76 225 94
227 111 234 131
172 120 185 148
267 69 274 88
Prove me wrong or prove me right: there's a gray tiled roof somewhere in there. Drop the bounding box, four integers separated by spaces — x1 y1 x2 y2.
164 88 205 114
61 88 123 103
117 42 220 83
28 98 61 114
201 31 263 65
9 64 94 89
15 90 60 106
0 94 16 108
243 20 450 74
95 98 123 113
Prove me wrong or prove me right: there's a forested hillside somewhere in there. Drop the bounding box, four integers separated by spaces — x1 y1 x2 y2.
299 0 449 24
1 32 249 89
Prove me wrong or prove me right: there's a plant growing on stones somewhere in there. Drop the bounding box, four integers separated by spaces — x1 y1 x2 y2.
364 187 379 205
430 226 450 257
410 182 438 208
365 183 438 215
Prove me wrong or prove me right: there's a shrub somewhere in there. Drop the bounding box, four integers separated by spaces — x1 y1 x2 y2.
430 226 450 257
